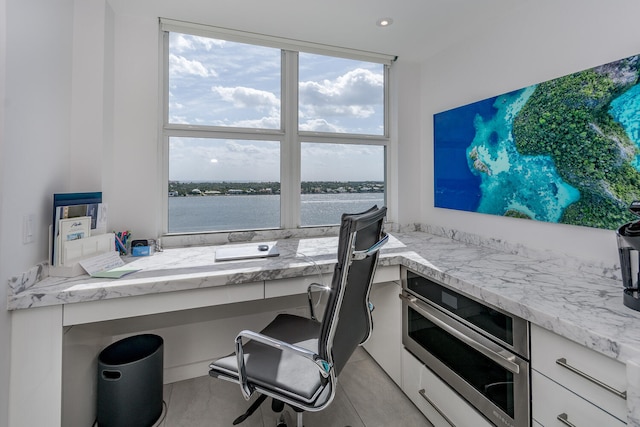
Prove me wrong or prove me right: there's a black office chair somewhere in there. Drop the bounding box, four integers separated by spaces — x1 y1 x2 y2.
209 205 388 427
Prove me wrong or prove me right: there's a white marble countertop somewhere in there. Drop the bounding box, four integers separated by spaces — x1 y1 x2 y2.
7 230 640 367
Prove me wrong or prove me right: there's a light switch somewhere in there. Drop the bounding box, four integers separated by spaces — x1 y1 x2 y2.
23 214 35 244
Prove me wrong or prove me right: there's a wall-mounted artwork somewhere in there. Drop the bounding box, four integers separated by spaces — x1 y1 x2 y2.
434 54 640 230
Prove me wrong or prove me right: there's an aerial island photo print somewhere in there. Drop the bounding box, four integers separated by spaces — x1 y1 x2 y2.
434 53 640 230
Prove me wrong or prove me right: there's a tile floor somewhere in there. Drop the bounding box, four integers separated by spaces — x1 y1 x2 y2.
156 347 432 427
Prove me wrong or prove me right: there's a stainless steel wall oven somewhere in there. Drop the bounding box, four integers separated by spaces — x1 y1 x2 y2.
400 267 530 427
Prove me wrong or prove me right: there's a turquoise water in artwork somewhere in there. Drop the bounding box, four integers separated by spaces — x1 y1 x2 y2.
435 86 581 222
434 58 640 227
471 87 581 222
610 83 640 170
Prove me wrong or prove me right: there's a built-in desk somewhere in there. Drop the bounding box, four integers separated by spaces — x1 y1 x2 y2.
7 235 406 427
8 230 640 426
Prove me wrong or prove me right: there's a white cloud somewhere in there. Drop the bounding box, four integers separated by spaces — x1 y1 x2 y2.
299 118 344 133
232 116 281 129
301 142 384 181
209 86 281 128
171 33 225 53
169 115 189 124
169 53 216 78
299 68 383 119
169 138 280 181
212 86 279 111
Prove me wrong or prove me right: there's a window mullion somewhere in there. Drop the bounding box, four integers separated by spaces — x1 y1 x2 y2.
280 50 300 229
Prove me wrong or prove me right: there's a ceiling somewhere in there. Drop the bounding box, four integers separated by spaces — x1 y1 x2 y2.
107 0 525 62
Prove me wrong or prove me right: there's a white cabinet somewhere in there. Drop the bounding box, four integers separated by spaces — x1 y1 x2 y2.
532 371 625 426
531 324 627 425
401 348 493 427
362 280 402 385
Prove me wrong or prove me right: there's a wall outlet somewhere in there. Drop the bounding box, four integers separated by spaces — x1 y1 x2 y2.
23 214 35 244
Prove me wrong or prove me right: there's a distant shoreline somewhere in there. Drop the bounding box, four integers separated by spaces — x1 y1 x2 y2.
168 180 384 197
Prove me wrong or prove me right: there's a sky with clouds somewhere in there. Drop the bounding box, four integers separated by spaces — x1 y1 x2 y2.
168 33 385 182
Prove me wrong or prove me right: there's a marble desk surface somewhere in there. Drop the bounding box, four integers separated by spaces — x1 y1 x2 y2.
7 230 640 366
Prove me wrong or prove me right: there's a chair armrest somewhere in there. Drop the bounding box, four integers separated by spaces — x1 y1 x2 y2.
235 329 332 400
351 232 389 261
307 282 330 321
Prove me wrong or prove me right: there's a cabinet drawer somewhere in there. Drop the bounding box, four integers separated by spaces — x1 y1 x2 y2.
532 371 626 426
401 348 493 427
531 324 626 419
264 266 398 299
264 276 327 299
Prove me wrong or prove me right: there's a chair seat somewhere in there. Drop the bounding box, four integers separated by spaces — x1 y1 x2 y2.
209 314 326 404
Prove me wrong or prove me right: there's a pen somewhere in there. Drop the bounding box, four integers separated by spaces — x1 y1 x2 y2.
114 233 127 254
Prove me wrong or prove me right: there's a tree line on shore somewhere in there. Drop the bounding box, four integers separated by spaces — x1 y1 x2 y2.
169 181 384 196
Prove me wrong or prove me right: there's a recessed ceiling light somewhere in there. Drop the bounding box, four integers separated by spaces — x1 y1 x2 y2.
376 17 393 27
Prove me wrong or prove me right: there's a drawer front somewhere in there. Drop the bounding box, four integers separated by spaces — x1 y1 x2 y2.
264 276 326 299
264 266 398 299
532 371 626 426
401 348 493 427
373 265 400 283
531 324 626 419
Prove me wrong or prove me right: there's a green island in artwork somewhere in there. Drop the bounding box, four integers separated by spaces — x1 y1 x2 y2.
513 56 640 229
434 54 640 230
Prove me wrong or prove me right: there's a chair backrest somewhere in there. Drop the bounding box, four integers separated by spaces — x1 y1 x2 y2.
318 205 387 376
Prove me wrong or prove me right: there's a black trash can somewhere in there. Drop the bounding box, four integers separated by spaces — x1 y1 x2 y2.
97 334 164 427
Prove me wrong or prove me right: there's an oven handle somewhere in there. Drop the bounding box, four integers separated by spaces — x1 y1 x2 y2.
399 293 520 374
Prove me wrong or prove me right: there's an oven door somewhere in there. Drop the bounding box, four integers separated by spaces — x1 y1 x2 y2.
401 291 530 427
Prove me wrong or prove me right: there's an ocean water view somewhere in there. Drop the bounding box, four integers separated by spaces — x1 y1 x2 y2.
168 192 384 233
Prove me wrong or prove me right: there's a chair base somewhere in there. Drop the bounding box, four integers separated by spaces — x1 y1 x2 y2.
275 410 303 427
233 396 304 427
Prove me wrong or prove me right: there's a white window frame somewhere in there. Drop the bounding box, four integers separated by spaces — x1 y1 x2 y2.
159 19 394 237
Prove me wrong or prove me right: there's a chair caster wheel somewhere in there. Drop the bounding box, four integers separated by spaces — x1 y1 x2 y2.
276 413 287 427
276 411 294 427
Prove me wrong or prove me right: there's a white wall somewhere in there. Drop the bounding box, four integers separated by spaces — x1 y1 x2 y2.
419 0 640 267
393 60 423 226
1 0 75 425
108 12 162 238
0 1 7 425
69 0 112 193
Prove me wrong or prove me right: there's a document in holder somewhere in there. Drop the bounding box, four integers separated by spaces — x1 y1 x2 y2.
79 251 139 278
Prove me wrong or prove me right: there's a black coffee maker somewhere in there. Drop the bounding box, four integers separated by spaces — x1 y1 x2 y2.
617 201 640 311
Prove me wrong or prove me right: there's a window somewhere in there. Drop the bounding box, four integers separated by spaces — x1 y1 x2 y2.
167 33 281 129
161 20 392 233
301 142 385 226
299 53 385 135
168 137 280 233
